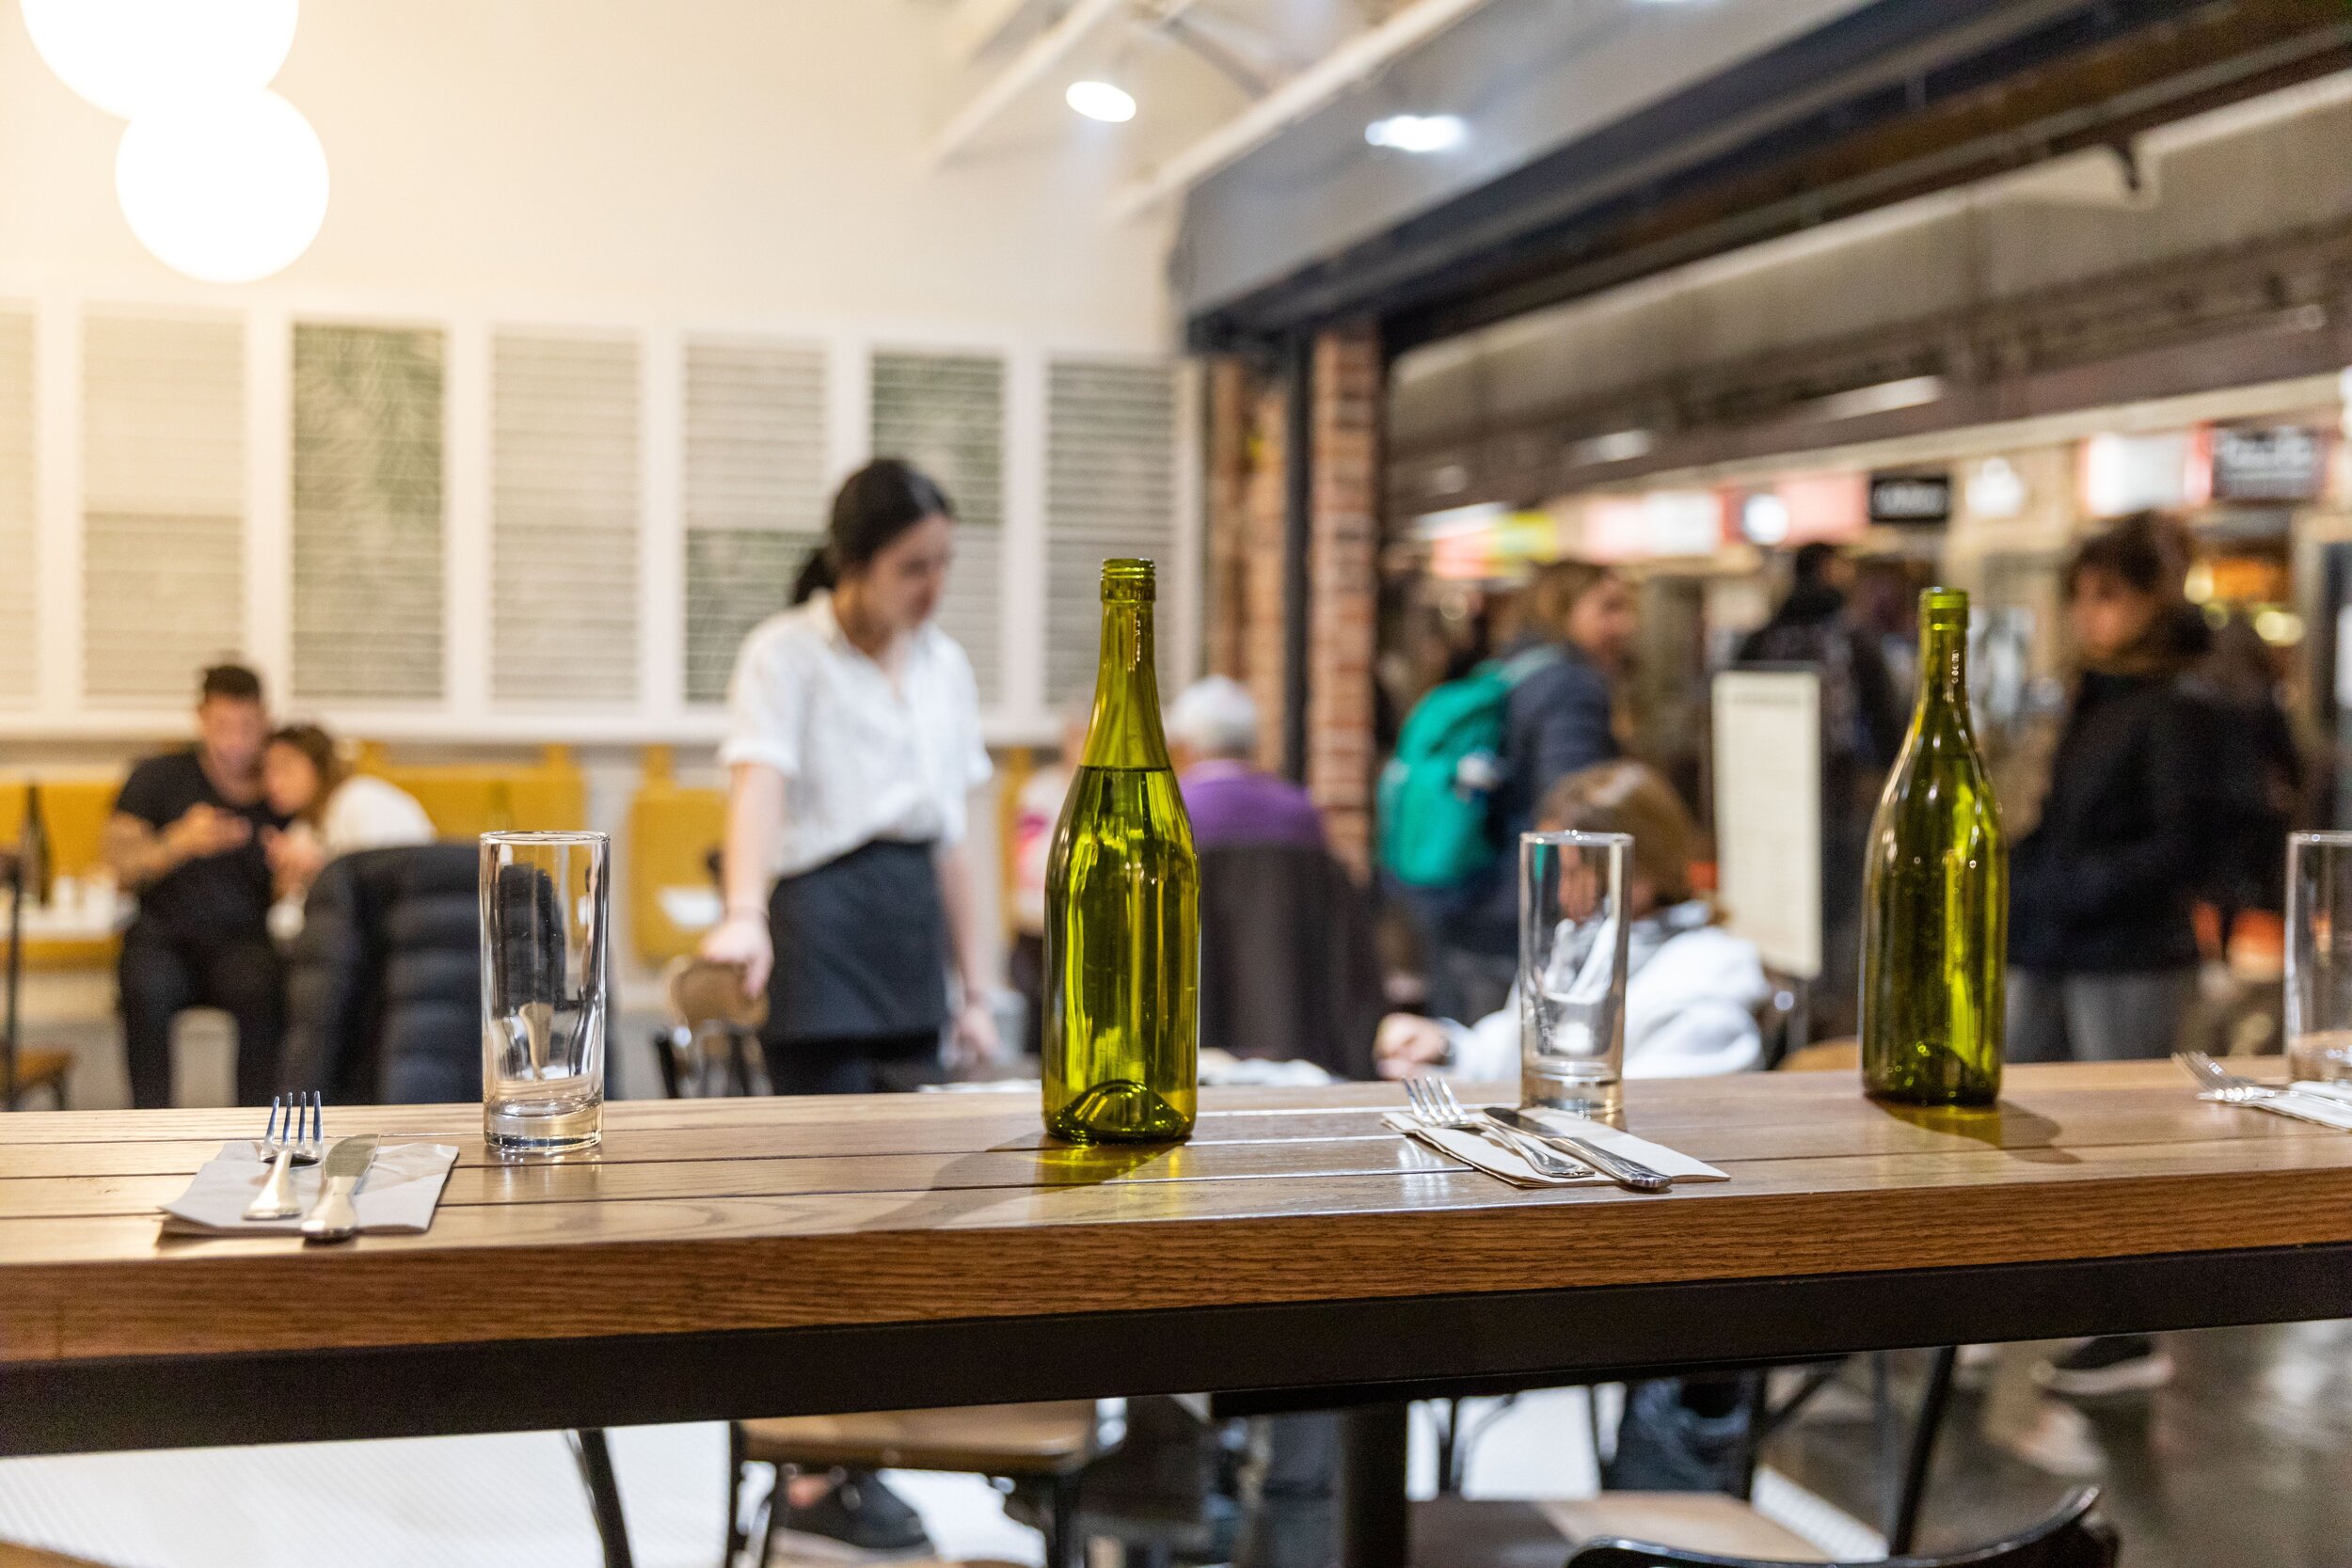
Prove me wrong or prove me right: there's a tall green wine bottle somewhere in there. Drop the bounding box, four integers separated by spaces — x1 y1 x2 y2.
1043 559 1200 1143
1860 588 2006 1106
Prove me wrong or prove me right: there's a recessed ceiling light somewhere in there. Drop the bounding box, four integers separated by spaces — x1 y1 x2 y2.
1066 80 1136 123
1365 113 1467 153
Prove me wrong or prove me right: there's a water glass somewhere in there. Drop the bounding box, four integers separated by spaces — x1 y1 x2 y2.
481 831 610 1155
2287 832 2352 1083
1519 830 1632 1117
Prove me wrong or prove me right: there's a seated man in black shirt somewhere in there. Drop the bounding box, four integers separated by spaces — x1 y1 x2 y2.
103 664 289 1108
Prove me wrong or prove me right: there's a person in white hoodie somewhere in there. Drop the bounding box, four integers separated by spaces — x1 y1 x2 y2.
1376 759 1768 1084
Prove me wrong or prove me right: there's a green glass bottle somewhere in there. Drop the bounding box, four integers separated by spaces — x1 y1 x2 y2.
1042 559 1200 1143
1860 587 2007 1106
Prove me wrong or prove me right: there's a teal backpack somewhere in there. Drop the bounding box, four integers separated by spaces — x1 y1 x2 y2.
1376 647 1558 888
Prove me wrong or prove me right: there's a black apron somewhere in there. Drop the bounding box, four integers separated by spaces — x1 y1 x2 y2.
763 838 949 1045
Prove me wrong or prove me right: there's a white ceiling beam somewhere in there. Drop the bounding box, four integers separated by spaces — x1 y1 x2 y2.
944 0 1046 63
930 0 1131 166
1109 0 1495 221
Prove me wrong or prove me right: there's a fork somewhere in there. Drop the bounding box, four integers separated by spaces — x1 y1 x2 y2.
1403 1077 1588 1179
2174 1052 2352 1114
245 1092 325 1221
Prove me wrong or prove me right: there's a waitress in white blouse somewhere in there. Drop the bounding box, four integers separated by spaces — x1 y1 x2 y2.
703 458 1001 1093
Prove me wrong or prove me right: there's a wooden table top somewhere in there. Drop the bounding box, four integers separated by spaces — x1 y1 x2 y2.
6 1059 2352 1367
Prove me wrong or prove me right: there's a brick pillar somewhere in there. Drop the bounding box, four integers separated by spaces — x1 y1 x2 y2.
1203 356 1253 682
1240 376 1291 778
1305 325 1381 877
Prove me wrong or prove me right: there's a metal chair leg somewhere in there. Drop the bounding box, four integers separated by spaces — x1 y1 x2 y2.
1888 1346 1959 1556
762 1468 790 1568
1049 1469 1082 1568
724 1421 749 1566
569 1428 635 1568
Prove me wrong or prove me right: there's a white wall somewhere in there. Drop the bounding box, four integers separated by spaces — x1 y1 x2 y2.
0 0 1179 345
0 1 1200 748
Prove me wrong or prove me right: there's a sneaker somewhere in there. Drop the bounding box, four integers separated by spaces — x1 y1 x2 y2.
779 1471 933 1557
2035 1335 2175 1398
1952 1343 2001 1391
1987 1399 2103 1479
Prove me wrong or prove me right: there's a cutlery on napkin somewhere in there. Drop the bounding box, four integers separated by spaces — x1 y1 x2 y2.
161 1140 460 1237
1385 1108 1725 1189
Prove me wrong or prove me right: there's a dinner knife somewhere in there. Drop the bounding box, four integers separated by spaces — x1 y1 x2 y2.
300 1134 381 1243
1484 1107 1672 1193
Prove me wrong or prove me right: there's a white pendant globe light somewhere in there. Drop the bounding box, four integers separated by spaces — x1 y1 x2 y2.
20 0 299 119
116 89 328 283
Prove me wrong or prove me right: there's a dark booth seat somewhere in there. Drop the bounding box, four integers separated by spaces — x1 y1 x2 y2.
280 843 483 1105
1198 840 1383 1081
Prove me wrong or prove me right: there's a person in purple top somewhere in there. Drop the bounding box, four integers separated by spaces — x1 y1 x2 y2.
1167 675 1327 849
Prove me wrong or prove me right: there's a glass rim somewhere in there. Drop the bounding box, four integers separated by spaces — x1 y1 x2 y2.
1521 829 1633 848
480 830 610 846
2292 831 2352 847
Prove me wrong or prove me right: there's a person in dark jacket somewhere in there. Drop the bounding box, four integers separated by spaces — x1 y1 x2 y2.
2008 515 2208 1055
2008 514 2209 1402
2185 613 2302 942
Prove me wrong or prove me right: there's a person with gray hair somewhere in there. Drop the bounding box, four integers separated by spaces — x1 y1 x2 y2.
1166 675 1326 850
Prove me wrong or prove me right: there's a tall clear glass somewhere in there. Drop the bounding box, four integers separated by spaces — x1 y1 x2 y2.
481 831 609 1155
1520 830 1631 1117
2287 832 2352 1082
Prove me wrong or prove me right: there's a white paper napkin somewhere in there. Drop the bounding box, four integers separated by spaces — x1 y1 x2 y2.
2224 1084 2352 1132
1384 1105 1726 1188
160 1140 461 1236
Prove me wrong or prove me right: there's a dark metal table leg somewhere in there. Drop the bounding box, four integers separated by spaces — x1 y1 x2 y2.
1888 1346 1958 1557
571 1427 636 1568
1338 1402 1409 1568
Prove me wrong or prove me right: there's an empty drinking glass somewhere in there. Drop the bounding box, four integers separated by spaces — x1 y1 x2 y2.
2287 832 2352 1083
481 831 609 1155
1520 830 1632 1117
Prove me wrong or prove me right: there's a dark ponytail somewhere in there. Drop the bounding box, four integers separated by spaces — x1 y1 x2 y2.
790 547 835 605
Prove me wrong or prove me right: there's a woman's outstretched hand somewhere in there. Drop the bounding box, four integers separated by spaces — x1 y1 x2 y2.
949 992 1002 1069
700 911 774 998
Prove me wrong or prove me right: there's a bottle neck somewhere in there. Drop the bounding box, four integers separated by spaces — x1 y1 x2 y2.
1081 600 1171 768
1917 617 1968 710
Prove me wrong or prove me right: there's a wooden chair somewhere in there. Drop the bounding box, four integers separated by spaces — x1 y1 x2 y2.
648 979 1114 1568
0 1542 120 1567
2 848 72 1110
1411 1488 2112 1568
734 1405 1108 1568
653 956 766 1098
1778 1040 1858 1074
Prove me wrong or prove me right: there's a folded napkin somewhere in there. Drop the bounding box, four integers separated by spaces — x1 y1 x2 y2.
2221 1083 2352 1132
1384 1105 1726 1188
160 1140 460 1237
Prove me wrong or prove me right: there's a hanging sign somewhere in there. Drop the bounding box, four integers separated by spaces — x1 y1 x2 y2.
1867 472 1953 526
2212 426 2327 503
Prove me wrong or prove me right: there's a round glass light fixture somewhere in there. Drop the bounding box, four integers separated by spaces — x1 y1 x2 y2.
1965 456 2027 519
1066 79 1136 123
21 0 299 119
1740 491 1791 546
1365 113 1467 153
116 89 328 283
